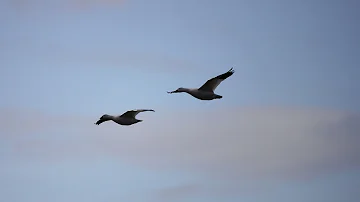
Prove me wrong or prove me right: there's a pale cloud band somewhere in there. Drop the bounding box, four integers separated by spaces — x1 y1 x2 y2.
1 107 359 180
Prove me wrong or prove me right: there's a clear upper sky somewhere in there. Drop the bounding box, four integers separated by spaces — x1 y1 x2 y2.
1 0 359 202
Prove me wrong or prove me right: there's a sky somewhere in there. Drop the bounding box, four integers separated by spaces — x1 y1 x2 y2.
0 0 359 202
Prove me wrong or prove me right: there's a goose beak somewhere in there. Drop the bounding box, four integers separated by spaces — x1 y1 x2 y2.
167 90 178 94
95 119 103 125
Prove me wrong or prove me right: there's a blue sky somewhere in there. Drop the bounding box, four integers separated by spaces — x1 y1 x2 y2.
0 0 359 202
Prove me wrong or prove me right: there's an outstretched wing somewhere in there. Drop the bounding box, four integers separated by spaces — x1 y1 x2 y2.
120 109 155 118
198 68 235 93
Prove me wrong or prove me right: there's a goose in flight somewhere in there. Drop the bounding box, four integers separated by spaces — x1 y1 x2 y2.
167 68 235 100
95 109 155 126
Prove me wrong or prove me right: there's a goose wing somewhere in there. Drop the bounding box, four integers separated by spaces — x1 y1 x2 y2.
120 109 155 118
198 68 235 92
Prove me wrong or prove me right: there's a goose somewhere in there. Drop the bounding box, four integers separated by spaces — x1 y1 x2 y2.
95 109 155 126
167 67 235 100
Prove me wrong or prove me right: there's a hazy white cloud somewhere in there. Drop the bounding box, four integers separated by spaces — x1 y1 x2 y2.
2 107 360 180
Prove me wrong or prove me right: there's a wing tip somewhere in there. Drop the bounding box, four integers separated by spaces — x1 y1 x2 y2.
229 67 235 73
135 109 155 112
216 67 235 80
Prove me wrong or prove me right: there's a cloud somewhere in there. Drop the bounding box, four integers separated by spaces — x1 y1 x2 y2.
95 107 359 180
2 106 360 180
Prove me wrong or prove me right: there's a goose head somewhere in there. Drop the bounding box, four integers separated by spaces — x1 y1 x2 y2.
95 114 113 125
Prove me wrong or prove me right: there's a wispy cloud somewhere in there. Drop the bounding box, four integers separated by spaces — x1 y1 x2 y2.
2 107 360 180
